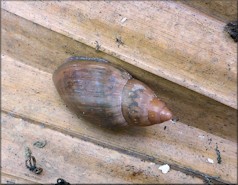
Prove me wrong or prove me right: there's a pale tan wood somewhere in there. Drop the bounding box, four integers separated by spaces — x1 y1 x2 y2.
2 112 204 184
1 173 39 184
2 55 237 183
180 0 237 22
2 1 237 109
2 10 237 142
1 2 237 184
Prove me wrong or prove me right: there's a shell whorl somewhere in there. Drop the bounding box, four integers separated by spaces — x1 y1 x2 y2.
53 56 172 127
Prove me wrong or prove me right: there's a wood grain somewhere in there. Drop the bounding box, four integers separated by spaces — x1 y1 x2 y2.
2 1 237 109
2 1 237 184
180 0 237 22
2 10 237 141
2 112 203 184
1 173 39 184
2 55 237 183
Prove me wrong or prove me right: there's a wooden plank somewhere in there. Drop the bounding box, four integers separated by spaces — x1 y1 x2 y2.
1 112 203 184
1 173 39 184
180 0 237 22
2 10 237 142
2 1 237 109
2 55 237 183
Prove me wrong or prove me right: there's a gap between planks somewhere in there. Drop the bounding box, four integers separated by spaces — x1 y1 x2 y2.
1 172 40 184
179 0 237 22
2 112 204 184
2 1 237 109
2 55 237 183
1 109 230 185
2 9 237 142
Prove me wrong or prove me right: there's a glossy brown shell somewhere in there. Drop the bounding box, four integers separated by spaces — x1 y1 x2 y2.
53 56 172 127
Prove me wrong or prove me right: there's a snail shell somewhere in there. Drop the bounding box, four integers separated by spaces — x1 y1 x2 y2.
53 56 172 127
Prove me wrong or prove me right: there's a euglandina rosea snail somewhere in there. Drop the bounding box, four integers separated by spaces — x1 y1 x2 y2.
53 56 172 127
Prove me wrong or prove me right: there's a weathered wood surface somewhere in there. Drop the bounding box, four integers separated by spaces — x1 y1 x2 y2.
1 1 237 184
1 173 39 184
2 10 237 142
180 0 237 22
2 112 204 184
2 1 237 109
2 55 237 183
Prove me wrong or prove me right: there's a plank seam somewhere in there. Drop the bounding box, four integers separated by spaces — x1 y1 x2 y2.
1 110 230 184
1 171 40 184
2 8 236 110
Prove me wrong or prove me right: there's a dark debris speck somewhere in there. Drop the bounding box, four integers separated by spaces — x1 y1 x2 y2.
224 21 238 42
215 145 222 164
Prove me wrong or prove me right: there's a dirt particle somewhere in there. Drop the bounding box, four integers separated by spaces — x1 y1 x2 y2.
25 146 32 159
227 64 231 71
33 140 47 148
207 158 214 164
158 164 170 174
40 123 45 128
121 17 127 23
132 170 143 176
6 180 15 184
208 138 212 145
116 36 124 47
56 178 71 185
215 145 222 164
224 21 238 42
211 58 218 63
171 117 179 124
95 41 101 51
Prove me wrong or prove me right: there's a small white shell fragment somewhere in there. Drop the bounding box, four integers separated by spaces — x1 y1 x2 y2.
158 164 170 174
121 17 127 23
171 118 179 124
207 158 214 164
198 135 205 139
